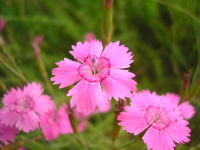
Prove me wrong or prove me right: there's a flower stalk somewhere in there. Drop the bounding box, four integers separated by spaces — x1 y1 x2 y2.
0 36 28 83
0 54 28 83
180 72 190 101
0 79 7 92
67 105 88 149
1 135 42 150
32 36 54 96
111 99 126 150
102 0 113 47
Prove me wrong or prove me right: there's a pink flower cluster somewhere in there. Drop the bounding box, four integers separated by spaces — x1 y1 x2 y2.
51 39 195 150
0 80 110 145
0 38 196 150
118 90 195 150
0 82 89 145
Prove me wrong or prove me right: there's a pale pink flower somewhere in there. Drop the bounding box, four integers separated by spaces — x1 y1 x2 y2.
0 123 18 145
40 105 73 141
118 90 191 150
0 82 55 133
164 93 195 119
0 19 5 31
51 40 136 114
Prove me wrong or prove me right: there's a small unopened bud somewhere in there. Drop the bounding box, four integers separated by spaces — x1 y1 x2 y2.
0 36 5 46
115 99 126 114
32 35 44 57
32 35 44 49
104 0 113 9
183 72 190 89
84 32 95 42
0 19 5 31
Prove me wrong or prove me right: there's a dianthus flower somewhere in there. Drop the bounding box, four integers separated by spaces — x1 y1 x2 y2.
51 40 137 114
118 90 191 150
0 123 18 145
0 82 55 132
164 93 195 119
40 105 73 141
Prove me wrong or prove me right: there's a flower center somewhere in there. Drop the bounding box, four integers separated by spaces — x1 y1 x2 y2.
14 96 35 113
78 55 110 83
144 106 171 130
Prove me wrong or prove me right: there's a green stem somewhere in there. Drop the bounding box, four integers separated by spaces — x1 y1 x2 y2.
116 137 137 149
33 45 54 96
1 135 42 150
102 0 113 47
149 0 200 25
19 0 26 19
68 109 88 149
0 36 27 79
0 57 28 83
111 117 121 150
0 79 7 92
111 100 126 150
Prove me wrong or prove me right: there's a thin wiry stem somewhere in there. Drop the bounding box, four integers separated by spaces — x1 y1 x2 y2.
102 0 114 47
0 58 28 83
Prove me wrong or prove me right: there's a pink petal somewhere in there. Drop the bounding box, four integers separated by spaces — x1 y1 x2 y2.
97 96 111 113
179 102 195 119
57 106 73 134
0 108 19 127
0 124 18 144
34 95 56 114
78 120 87 132
15 112 39 133
67 81 106 115
143 127 175 150
70 40 103 63
2 88 22 107
40 109 60 141
166 119 190 143
131 90 160 110
101 41 133 69
23 82 43 98
51 58 81 88
118 107 148 135
102 69 137 100
164 93 180 105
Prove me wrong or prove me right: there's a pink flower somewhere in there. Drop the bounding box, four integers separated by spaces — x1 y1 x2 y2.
0 19 5 31
118 90 191 150
0 82 55 133
40 105 73 141
51 40 136 114
0 123 18 145
164 93 195 119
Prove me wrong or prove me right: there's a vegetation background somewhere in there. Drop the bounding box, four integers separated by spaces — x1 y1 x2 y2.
0 0 200 149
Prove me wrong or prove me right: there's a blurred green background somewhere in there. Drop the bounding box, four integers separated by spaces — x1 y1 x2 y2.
0 0 200 149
